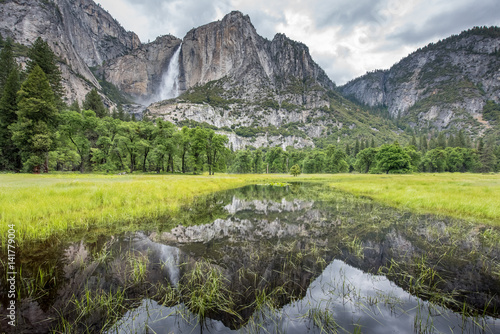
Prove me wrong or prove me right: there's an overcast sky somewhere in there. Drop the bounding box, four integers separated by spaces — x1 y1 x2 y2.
95 0 500 85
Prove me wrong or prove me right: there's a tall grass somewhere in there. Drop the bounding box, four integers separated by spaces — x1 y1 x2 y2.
1 172 499 247
327 173 500 225
0 174 281 246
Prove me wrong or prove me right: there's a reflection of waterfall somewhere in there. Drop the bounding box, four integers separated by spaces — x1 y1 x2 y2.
158 44 181 101
157 244 181 286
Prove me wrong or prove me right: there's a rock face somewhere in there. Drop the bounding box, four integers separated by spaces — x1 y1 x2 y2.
340 27 500 133
103 35 182 103
0 0 140 104
179 11 334 97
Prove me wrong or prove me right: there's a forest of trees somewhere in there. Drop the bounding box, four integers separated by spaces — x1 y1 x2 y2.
0 37 499 175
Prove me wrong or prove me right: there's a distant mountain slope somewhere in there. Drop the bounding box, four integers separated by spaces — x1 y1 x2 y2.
340 27 500 135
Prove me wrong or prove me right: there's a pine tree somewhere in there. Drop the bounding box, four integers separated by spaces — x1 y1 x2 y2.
26 37 64 106
354 138 360 156
83 88 108 118
69 100 81 112
420 135 428 151
448 134 456 147
478 137 496 172
457 130 466 148
410 135 417 147
117 104 125 120
429 137 437 150
0 38 17 98
370 138 375 148
10 65 58 172
437 132 447 148
0 68 21 170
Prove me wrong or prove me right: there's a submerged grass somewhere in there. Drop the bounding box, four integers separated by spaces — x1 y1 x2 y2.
1 172 499 247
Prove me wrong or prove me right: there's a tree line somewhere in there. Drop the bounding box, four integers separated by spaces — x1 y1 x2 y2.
0 37 499 175
230 132 499 175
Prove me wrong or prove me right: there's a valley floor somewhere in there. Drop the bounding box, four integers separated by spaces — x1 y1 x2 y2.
1 172 499 246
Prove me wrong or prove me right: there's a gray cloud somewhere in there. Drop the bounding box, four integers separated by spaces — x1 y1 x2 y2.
388 0 500 45
313 0 384 32
96 0 500 84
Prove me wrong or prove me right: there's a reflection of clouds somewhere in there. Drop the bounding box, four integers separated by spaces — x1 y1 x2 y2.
108 299 235 334
282 260 500 334
108 259 500 333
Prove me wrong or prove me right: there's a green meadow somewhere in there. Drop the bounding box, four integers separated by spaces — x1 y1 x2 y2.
1 173 499 246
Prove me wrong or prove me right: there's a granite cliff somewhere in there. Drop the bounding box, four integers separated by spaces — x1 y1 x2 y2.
340 27 500 135
0 0 140 104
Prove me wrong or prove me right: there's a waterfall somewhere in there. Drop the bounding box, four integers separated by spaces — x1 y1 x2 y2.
157 43 181 101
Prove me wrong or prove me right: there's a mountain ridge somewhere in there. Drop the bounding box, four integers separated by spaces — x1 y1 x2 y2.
340 26 500 136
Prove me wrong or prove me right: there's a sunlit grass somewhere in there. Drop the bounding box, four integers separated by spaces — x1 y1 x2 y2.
1 172 499 247
0 173 291 246
327 173 500 225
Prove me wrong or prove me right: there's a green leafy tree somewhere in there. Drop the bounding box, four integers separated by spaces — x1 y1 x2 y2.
437 132 447 148
91 117 122 171
419 135 428 151
69 100 81 112
375 142 411 174
354 147 378 173
58 109 99 173
423 148 447 172
445 147 464 172
354 138 360 156
11 65 58 172
83 88 108 118
190 127 207 174
325 145 349 173
208 132 229 175
266 147 287 173
232 149 252 173
179 126 192 173
116 121 141 172
136 121 155 172
405 145 421 172
152 119 177 173
290 164 301 177
410 135 417 147
252 149 265 173
302 150 325 173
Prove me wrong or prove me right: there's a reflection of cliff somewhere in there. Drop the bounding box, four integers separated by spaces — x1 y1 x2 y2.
154 197 315 244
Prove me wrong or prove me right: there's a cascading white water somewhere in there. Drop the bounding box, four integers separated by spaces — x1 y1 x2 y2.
157 44 182 101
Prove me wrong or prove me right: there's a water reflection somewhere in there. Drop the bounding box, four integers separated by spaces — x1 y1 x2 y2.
109 260 499 334
1 184 499 333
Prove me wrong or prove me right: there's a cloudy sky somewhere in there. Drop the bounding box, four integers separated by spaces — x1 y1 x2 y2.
95 0 500 85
